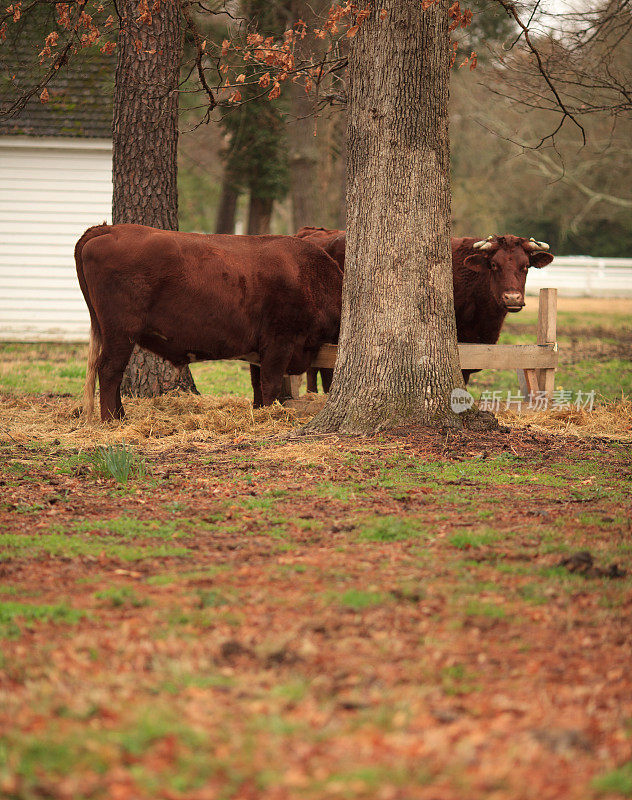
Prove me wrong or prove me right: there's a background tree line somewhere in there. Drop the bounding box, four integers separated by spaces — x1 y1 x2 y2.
175 0 632 257
3 0 630 255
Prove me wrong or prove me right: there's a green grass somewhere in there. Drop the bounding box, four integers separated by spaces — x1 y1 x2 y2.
355 515 430 542
592 762 632 796
0 532 192 562
375 452 569 489
0 342 252 398
462 599 507 619
314 481 366 501
145 566 229 586
337 589 386 610
94 586 149 608
58 515 197 540
448 528 503 549
194 588 230 608
90 442 147 483
0 707 211 795
0 515 206 562
0 600 85 639
440 663 480 696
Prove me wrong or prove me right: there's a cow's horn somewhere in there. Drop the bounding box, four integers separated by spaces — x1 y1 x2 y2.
472 235 495 251
525 237 550 251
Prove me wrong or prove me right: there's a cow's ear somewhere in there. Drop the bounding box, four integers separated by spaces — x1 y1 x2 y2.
464 254 488 272
529 252 554 269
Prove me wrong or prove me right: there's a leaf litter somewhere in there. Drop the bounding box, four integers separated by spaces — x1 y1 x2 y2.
0 393 631 799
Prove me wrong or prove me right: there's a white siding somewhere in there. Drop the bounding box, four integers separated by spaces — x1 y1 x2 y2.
0 137 112 341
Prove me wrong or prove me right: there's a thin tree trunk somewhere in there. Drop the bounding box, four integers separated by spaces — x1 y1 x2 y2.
247 195 273 234
287 0 323 231
113 0 197 397
215 171 239 234
305 0 463 434
289 85 320 231
335 109 347 230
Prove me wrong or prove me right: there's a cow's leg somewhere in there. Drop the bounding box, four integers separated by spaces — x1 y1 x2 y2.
320 368 334 393
306 368 318 393
97 338 134 421
259 342 298 406
250 365 263 408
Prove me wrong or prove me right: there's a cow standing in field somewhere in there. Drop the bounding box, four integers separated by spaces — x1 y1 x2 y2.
452 235 553 381
75 224 342 421
295 228 554 389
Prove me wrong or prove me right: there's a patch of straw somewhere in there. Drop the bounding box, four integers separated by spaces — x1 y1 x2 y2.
1 392 630 453
0 392 315 452
498 398 632 441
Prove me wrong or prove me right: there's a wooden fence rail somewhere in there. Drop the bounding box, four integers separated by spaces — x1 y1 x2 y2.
241 288 558 404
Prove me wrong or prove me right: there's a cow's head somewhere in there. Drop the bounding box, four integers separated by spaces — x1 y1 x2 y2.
463 235 554 312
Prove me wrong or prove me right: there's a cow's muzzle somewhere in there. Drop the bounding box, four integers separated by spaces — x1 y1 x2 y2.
502 292 525 312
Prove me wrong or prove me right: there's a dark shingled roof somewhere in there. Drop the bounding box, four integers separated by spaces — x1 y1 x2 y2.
0 43 114 139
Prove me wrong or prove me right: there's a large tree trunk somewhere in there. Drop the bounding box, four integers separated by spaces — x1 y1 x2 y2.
215 170 238 234
247 195 273 234
113 0 197 397
306 0 463 434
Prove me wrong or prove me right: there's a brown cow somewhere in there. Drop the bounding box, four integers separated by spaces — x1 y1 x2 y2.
294 228 554 388
295 226 346 271
452 235 553 381
75 224 342 421
294 227 346 392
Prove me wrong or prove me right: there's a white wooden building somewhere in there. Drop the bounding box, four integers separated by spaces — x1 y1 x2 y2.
0 137 112 340
0 48 113 341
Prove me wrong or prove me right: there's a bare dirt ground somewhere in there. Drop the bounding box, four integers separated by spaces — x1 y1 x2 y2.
1 396 631 800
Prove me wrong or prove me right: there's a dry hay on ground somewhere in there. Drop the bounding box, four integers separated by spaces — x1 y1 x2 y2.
0 392 630 451
0 393 315 452
498 398 632 441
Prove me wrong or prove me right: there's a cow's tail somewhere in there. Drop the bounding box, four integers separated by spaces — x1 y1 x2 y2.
74 224 111 419
82 323 102 420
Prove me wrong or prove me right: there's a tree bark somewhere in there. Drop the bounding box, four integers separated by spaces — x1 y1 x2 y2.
215 170 239 234
113 0 197 397
247 195 273 234
305 0 463 434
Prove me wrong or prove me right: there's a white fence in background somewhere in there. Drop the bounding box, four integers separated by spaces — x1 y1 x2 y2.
526 256 632 297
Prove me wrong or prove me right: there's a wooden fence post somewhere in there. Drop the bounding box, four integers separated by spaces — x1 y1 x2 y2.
536 287 557 402
518 288 557 405
280 374 303 400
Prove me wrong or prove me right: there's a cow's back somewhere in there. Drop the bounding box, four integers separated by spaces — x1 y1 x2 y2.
295 226 346 271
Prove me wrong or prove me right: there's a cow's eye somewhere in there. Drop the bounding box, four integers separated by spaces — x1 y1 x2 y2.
490 262 499 271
